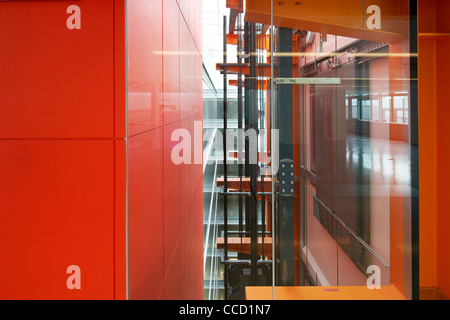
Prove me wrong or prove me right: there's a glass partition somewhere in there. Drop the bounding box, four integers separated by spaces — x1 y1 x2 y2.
267 0 416 299
205 0 417 300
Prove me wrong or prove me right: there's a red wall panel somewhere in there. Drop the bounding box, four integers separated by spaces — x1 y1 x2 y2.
127 0 163 136
180 214 193 300
178 0 189 26
114 139 127 300
179 119 191 221
180 19 191 121
0 0 203 300
163 239 181 300
126 0 203 300
128 129 164 300
196 182 204 260
190 37 198 119
0 1 115 139
0 141 115 300
163 122 181 272
163 0 181 125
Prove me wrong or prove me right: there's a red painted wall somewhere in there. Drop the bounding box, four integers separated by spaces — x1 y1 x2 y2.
127 0 203 300
0 0 203 300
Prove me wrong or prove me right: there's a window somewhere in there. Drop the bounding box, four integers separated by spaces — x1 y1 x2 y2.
352 99 358 119
345 98 349 120
382 96 391 122
393 95 409 124
361 99 371 121
372 99 380 121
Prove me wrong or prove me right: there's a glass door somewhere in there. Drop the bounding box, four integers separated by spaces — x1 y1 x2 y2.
211 0 417 300
263 0 416 300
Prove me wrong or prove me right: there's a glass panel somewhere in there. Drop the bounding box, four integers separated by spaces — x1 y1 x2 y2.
352 99 358 119
203 0 416 300
305 190 338 286
269 0 415 300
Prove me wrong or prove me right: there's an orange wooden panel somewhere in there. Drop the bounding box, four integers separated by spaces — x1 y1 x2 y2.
227 34 271 50
227 0 243 12
245 285 406 300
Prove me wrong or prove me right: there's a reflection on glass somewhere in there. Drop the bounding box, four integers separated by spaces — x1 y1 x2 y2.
271 1 414 299
203 0 416 300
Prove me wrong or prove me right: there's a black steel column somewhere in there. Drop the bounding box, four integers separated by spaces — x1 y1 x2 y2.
244 22 252 235
409 0 419 301
277 27 295 286
248 22 259 285
237 15 244 247
259 23 266 261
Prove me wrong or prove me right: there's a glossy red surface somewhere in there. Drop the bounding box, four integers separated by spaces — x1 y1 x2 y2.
163 0 181 125
128 129 164 300
114 139 127 300
127 0 163 136
0 0 203 300
163 122 181 274
0 140 116 300
127 0 204 300
180 212 192 300
163 239 181 300
0 0 115 139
